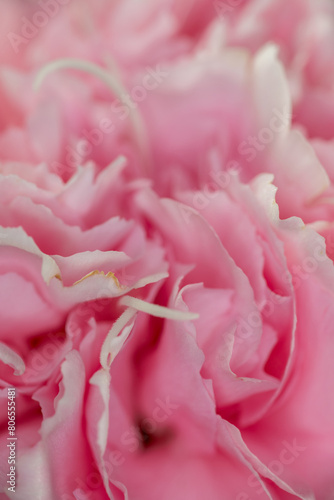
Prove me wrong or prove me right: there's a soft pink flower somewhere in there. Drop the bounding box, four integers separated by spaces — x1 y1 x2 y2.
1 1 334 499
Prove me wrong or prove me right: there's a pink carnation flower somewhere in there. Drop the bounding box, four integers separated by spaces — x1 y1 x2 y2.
1 1 334 499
